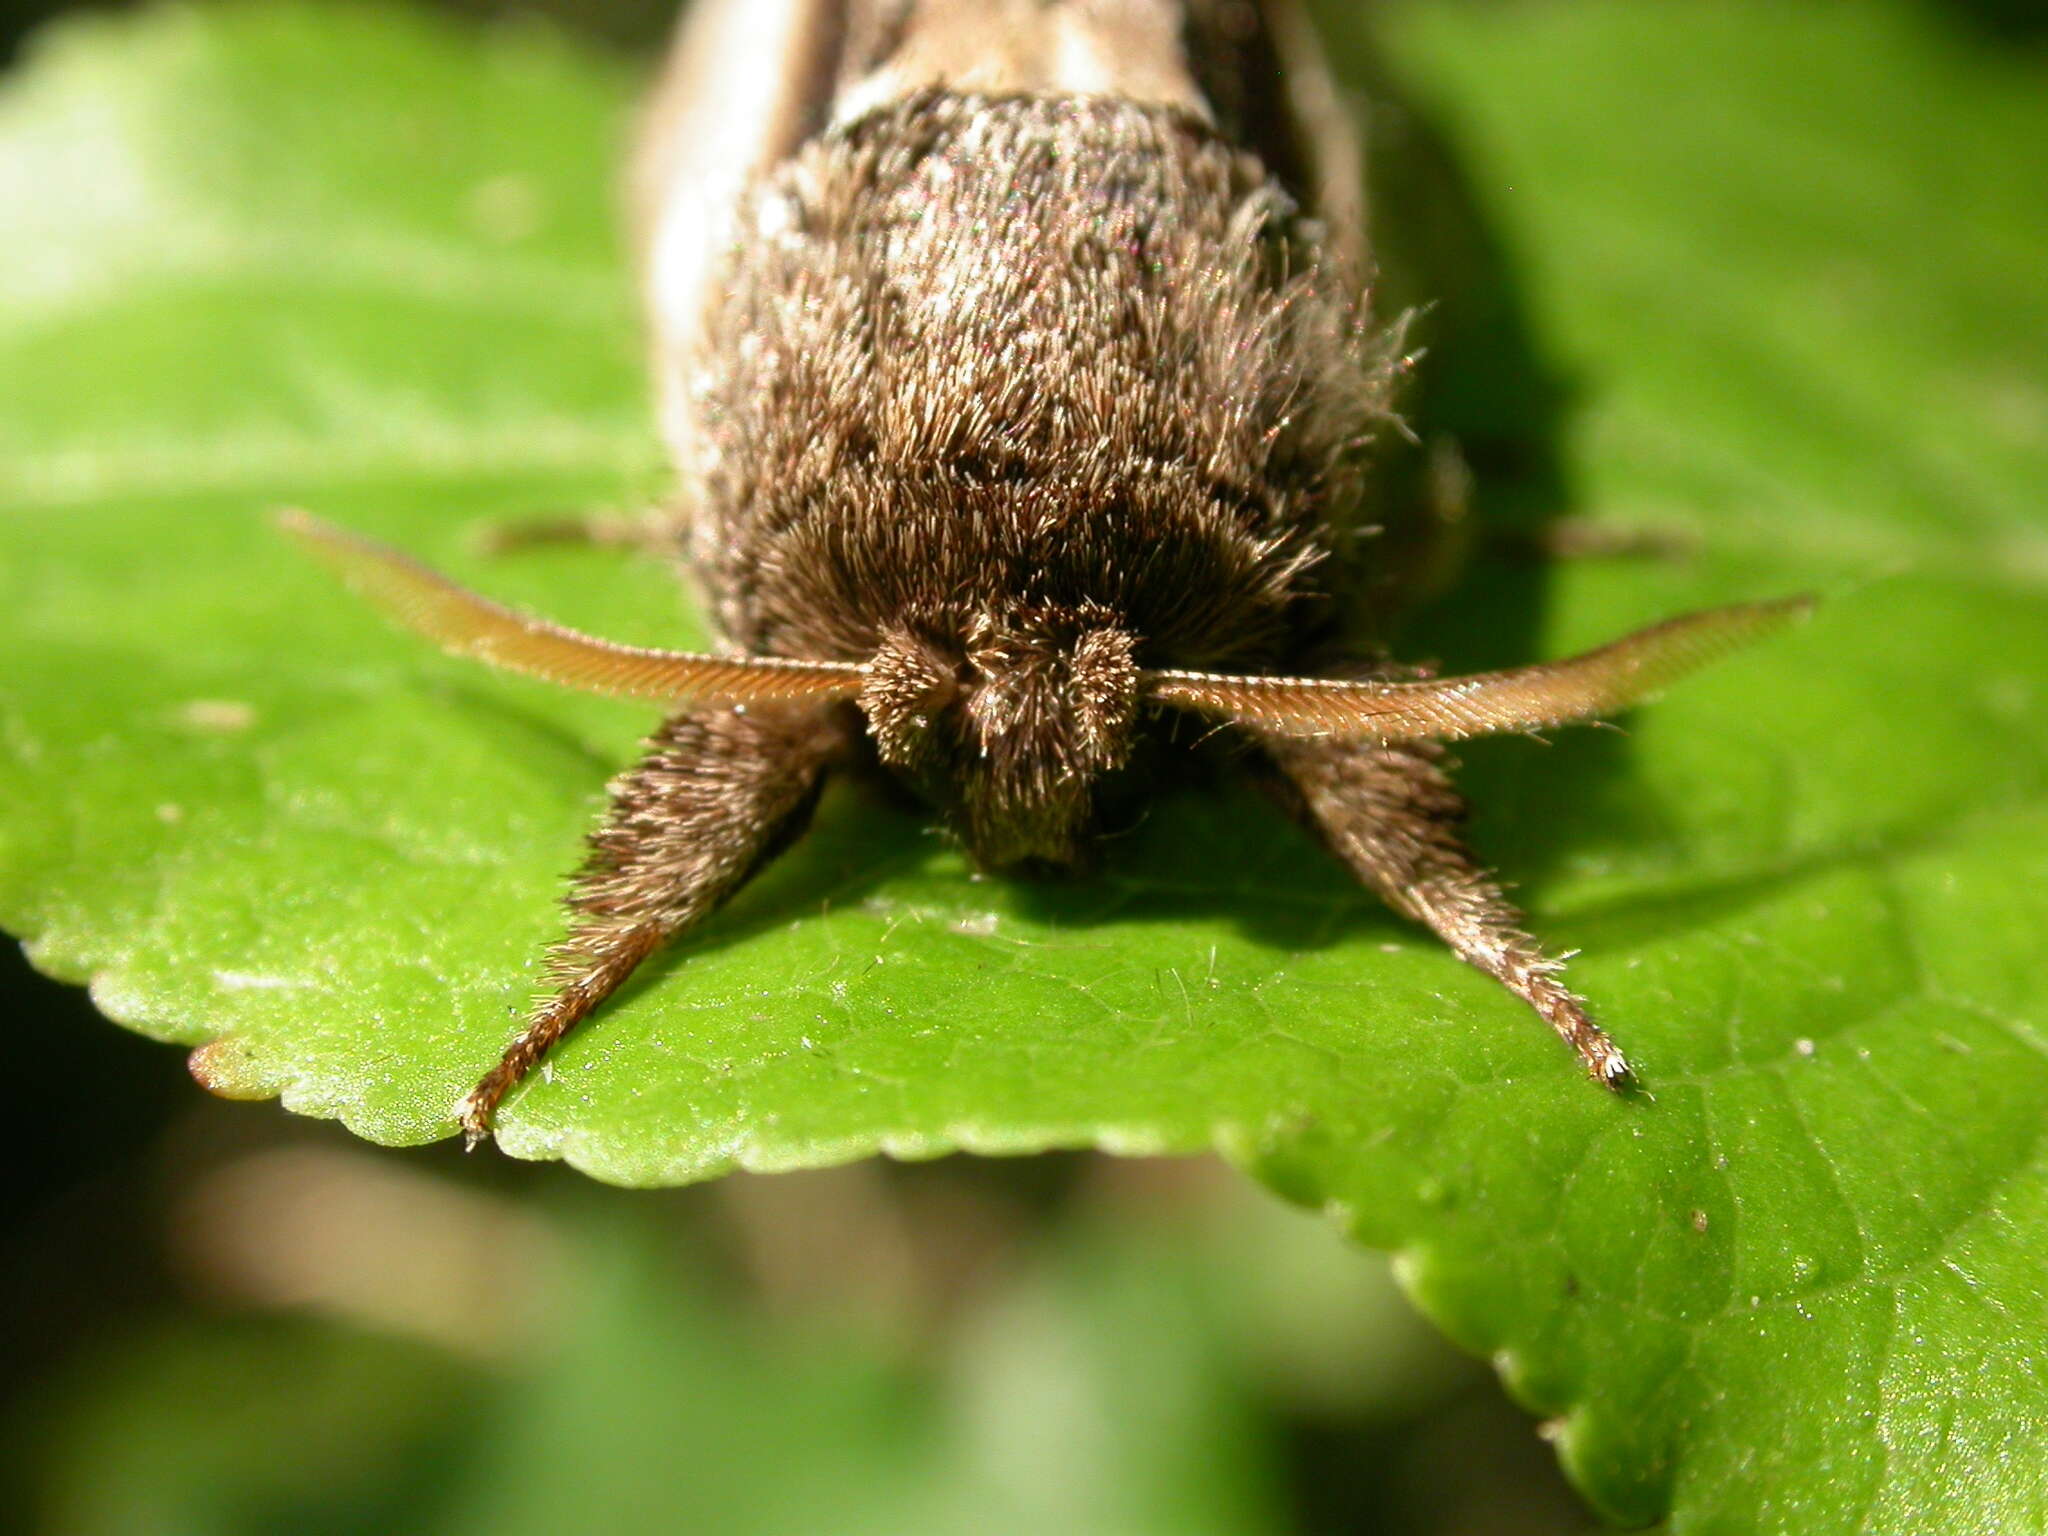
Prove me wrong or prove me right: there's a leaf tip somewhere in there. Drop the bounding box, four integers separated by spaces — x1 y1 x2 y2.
188 1037 274 1101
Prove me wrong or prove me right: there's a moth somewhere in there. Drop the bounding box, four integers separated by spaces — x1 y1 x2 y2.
286 0 1806 1146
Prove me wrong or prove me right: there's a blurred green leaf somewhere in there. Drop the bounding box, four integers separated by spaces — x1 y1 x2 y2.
24 1200 1285 1536
3 1 2046 1530
27 1320 483 1536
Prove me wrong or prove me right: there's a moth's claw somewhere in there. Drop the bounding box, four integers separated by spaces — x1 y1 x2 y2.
455 1090 494 1151
1592 1045 1639 1093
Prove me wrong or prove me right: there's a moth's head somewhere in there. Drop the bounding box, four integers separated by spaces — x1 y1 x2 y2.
860 607 1140 870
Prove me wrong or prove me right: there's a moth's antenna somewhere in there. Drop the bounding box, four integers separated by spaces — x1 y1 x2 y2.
1143 596 1814 741
279 510 868 706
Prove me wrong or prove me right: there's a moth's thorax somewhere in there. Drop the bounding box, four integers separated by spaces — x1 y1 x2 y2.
861 607 1139 869
684 90 1398 668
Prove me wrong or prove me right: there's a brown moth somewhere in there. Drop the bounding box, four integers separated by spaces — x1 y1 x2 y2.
285 0 1808 1146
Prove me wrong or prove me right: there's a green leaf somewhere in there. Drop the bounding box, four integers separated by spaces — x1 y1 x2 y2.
3 1 2045 1530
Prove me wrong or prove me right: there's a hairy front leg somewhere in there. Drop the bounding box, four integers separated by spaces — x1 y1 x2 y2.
1256 732 1633 1089
459 702 847 1144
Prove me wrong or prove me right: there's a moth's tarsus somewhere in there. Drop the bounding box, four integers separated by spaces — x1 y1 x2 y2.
456 704 840 1145
1597 1050 1639 1093
1257 731 1644 1090
285 1 1812 1142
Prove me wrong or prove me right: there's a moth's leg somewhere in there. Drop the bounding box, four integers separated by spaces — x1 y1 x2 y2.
459 702 847 1144
1362 433 1477 622
470 507 674 557
1255 732 1632 1087
1490 519 1700 564
1392 434 1694 574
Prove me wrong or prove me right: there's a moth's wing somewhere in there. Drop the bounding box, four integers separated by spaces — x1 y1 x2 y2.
633 0 848 472
1184 0 1369 278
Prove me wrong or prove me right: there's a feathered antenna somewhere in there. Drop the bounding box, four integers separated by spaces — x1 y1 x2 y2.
279 510 869 706
1143 596 1814 741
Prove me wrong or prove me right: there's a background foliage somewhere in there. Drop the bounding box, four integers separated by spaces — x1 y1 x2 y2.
3 1 2046 1531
